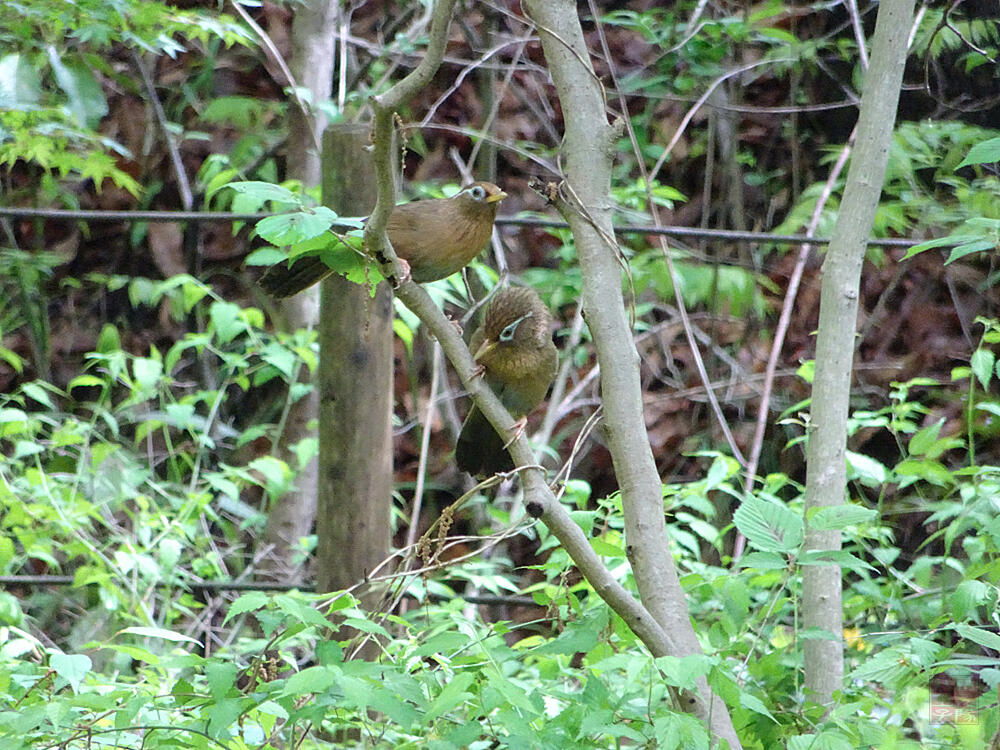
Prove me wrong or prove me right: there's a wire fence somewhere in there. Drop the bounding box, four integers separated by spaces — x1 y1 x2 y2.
0 574 535 606
0 206 920 248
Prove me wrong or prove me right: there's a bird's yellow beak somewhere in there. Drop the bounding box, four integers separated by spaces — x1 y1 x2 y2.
486 190 507 204
474 338 497 362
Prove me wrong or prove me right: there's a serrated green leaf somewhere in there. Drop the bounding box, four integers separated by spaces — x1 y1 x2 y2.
808 504 877 530
0 54 42 107
255 207 338 245
224 592 270 623
798 550 875 571
951 580 990 621
132 356 163 394
737 550 788 570
733 496 803 553
205 662 240 701
260 342 297 378
954 623 1000 651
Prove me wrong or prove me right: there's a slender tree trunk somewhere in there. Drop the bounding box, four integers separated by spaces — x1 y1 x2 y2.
802 0 914 705
521 0 740 745
260 0 337 581
367 3 737 743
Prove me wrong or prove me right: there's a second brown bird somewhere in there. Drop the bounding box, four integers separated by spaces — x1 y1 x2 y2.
259 181 506 297
456 286 558 478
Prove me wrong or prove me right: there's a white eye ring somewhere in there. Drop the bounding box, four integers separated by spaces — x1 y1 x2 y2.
468 185 486 200
499 311 533 342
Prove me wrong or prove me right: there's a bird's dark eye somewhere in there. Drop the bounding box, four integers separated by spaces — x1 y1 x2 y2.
499 312 533 342
468 185 486 201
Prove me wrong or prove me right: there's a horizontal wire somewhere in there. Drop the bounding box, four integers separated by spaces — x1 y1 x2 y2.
0 205 921 247
0 574 536 606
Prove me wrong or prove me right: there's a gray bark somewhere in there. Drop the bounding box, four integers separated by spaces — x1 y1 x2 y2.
520 0 739 743
802 0 914 706
260 0 337 581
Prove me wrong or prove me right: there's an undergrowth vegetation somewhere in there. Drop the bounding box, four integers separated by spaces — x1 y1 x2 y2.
1 0 1000 748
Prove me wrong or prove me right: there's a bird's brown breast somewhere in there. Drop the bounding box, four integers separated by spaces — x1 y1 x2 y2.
388 199 497 283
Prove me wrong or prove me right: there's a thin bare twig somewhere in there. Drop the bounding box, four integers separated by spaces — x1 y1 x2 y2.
229 0 320 153
586 0 746 464
132 52 193 211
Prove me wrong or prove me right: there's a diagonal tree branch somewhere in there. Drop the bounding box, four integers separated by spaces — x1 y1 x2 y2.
358 0 717 727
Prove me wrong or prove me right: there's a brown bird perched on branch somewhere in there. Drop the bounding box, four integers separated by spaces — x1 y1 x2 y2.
456 286 558 478
259 182 506 297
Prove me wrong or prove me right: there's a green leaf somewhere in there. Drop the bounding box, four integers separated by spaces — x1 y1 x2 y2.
205 662 240 701
366 684 420 728
739 692 777 722
46 47 108 128
798 550 875 571
225 592 270 623
424 672 476 723
342 616 391 638
245 246 287 266
20 381 55 408
68 374 107 392
535 624 599 655
485 668 538 714
260 342 297 379
254 699 289 720
653 654 713 691
50 652 91 693
590 537 624 557
255 207 339 245
788 732 854 750
209 301 245 344
274 595 331 629
132 356 163 395
117 626 201 645
958 136 1000 167
954 623 1000 651
951 580 990 621
947 238 997 263
205 696 245 738
736 551 788 570
0 408 28 423
733 496 803 553
807 504 877 530
845 451 887 485
971 348 995 390
0 54 41 107
282 665 338 696
102 644 160 664
249 456 291 496
218 180 299 205
0 536 15 570
903 233 977 259
893 458 954 487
